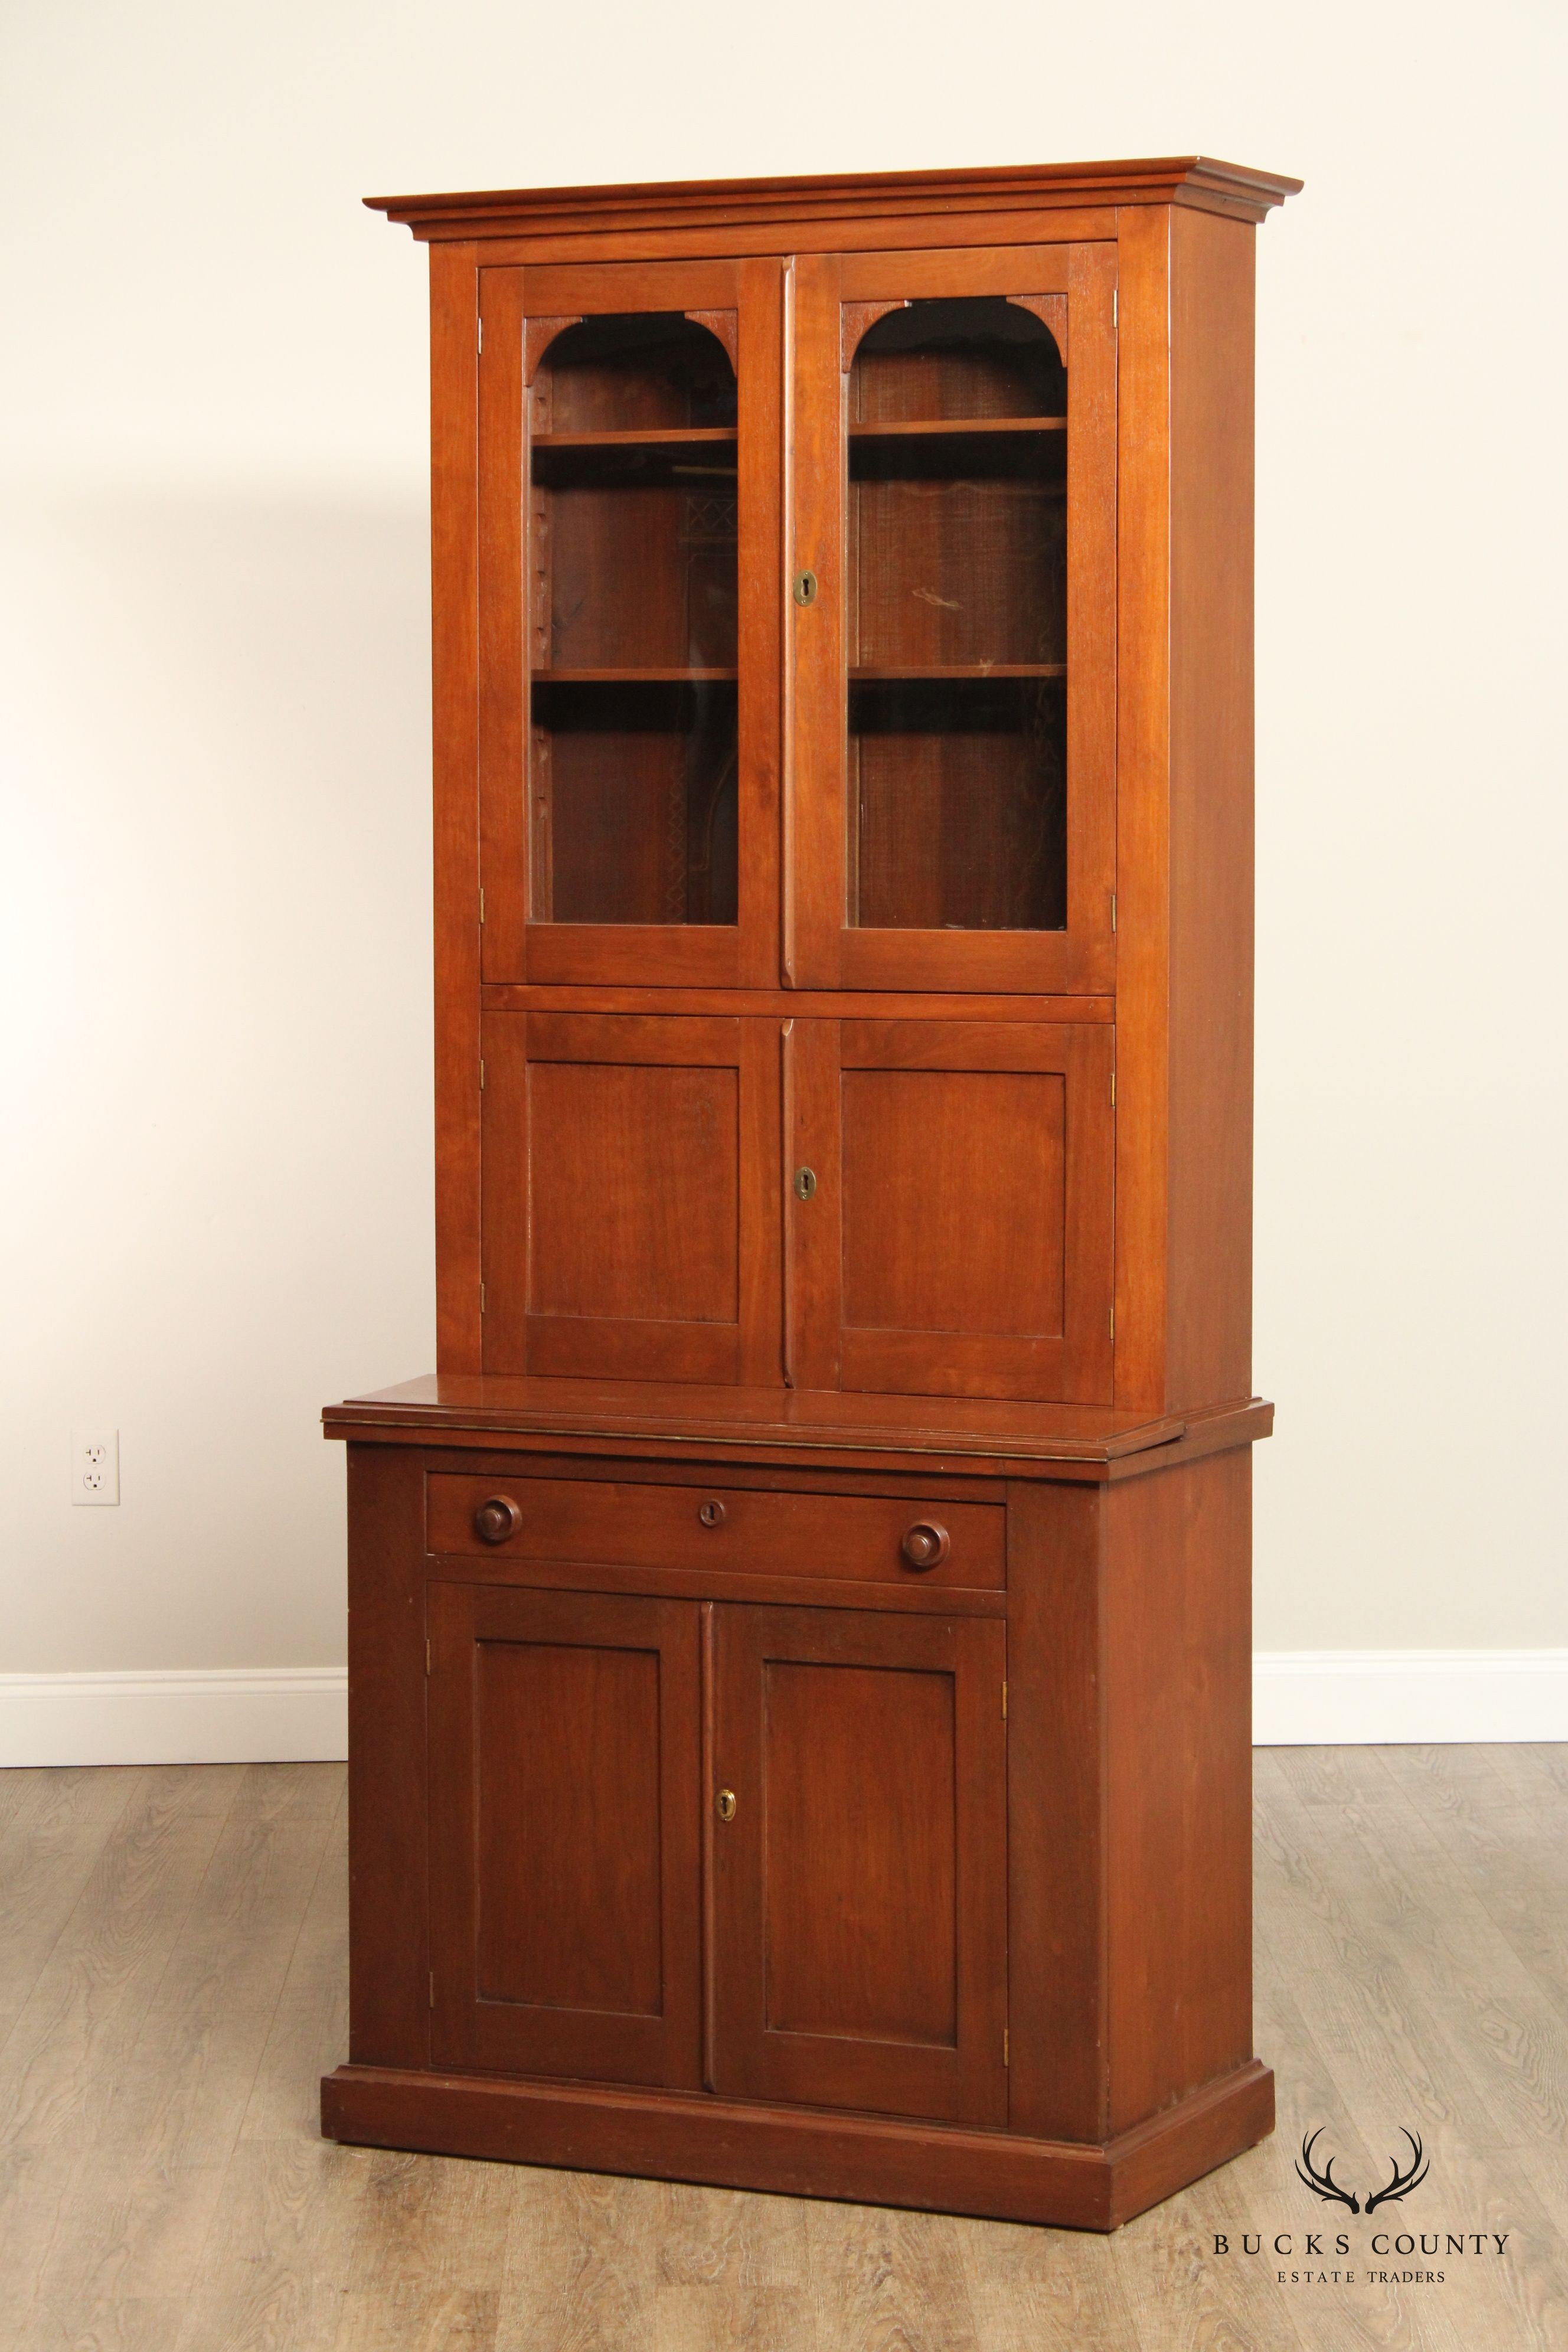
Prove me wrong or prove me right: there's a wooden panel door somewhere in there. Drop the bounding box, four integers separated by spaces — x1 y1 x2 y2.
478 256 784 989
789 242 1116 993
482 1011 780 1383
788 1019 1114 1402
428 1582 701 2087
708 1603 1007 2125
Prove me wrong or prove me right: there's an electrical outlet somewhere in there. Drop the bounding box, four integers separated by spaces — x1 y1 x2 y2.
71 1429 119 1507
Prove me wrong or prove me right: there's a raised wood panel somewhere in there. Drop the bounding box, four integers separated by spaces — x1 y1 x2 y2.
709 1603 1007 2125
528 1060 739 1322
842 1069 1066 1335
427 1582 701 2087
792 1020 1114 1404
764 1660 956 2042
481 1012 780 1385
475 1637 663 2013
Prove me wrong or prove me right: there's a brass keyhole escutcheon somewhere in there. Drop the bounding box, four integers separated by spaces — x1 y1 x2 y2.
698 1499 726 1528
792 569 818 607
716 1788 737 1822
793 1167 817 1201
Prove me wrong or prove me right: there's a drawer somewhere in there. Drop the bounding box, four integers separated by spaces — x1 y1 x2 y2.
426 1474 1004 1591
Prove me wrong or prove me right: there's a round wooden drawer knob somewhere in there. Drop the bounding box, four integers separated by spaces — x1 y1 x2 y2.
473 1495 523 1545
900 1520 950 1570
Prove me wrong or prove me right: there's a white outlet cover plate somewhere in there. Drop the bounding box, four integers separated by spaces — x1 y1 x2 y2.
71 1429 119 1507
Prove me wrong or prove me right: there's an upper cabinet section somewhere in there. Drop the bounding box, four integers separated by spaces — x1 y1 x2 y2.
789 245 1116 993
475 239 1116 997
478 258 785 989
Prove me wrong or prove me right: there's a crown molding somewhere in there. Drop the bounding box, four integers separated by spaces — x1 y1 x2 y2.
365 155 1302 243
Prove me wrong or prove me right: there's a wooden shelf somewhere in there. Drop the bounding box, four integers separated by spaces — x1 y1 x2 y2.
533 667 739 684
850 664 1066 681
849 417 1066 439
532 427 737 450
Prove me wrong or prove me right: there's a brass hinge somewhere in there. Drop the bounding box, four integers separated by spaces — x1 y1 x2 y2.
426 1636 432 1675
479 887 485 924
1001 1681 1008 1720
1110 891 1117 932
1110 1069 1116 1108
1004 2027 1010 2065
477 317 483 355
1110 1305 1115 1340
429 1971 436 2007
481 1282 486 1314
479 1058 485 1092
1112 289 1118 329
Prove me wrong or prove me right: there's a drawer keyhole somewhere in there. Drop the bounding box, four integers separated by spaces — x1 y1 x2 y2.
698 1499 726 1528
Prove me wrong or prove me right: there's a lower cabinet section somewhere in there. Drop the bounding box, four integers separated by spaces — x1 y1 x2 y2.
426 1583 1005 2124
328 1437 1272 2230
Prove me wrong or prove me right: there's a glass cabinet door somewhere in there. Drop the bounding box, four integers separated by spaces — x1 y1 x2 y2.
789 247 1116 992
478 260 782 987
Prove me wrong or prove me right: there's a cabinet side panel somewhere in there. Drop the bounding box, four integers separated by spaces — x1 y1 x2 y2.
1005 1479 1107 2140
345 1443 429 2066
1112 207 1172 1413
1167 210 1256 1410
432 244 484 1371
1103 1448 1253 2133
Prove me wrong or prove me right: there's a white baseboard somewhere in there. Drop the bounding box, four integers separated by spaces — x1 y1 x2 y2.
0 1668 347 1768
1253 1649 1568 1745
0 1655 1562 1768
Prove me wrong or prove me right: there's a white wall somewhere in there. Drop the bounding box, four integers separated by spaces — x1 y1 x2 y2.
2 0 1564 1743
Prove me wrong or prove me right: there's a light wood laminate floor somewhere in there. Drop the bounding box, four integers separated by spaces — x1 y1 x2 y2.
0 1746 1564 2350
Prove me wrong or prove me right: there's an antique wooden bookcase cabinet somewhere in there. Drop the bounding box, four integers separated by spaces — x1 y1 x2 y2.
321 155 1300 2231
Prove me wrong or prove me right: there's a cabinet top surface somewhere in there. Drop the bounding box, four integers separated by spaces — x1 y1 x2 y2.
323 1373 1272 1476
365 155 1302 241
